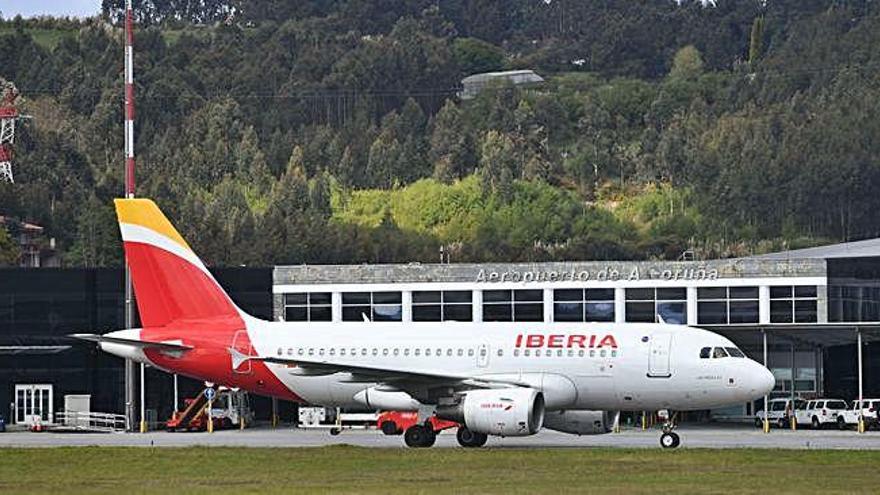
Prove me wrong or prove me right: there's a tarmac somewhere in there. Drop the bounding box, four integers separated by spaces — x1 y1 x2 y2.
2 424 880 449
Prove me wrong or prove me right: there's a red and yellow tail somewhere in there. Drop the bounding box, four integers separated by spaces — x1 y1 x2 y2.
113 199 298 400
114 199 242 328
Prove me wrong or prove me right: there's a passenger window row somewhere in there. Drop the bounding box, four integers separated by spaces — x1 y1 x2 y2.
514 348 617 358
277 347 477 358
274 347 618 359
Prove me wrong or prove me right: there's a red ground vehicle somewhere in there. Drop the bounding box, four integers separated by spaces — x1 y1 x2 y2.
376 411 458 436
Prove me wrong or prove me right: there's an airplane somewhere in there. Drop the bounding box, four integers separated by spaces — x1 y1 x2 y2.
75 198 775 449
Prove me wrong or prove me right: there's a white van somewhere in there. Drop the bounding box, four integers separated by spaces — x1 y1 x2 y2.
795 399 849 429
840 399 880 430
755 398 805 428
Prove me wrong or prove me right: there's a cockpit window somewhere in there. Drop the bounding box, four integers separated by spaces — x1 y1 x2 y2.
699 347 711 359
725 347 745 358
712 347 729 358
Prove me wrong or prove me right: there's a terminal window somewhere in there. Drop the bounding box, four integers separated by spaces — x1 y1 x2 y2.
412 290 473 321
827 257 880 322
697 286 759 325
553 288 614 322
284 292 332 321
483 289 543 322
770 285 818 323
625 288 686 324
342 291 402 322
829 285 880 322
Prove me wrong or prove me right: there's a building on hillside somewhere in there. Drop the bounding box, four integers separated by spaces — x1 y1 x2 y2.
0 216 57 267
459 69 545 100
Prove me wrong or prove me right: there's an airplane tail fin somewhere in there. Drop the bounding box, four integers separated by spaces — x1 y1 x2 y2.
114 198 246 328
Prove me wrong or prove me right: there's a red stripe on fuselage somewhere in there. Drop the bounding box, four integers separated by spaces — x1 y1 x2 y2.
124 241 300 401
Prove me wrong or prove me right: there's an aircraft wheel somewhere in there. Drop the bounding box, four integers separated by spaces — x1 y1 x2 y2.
423 428 437 447
380 421 399 435
404 425 434 448
660 432 680 449
456 427 488 448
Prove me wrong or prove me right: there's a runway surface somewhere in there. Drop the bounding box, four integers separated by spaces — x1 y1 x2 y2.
2 424 880 449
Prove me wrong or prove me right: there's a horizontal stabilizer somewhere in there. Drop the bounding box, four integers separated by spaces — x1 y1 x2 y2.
228 346 253 371
70 333 193 352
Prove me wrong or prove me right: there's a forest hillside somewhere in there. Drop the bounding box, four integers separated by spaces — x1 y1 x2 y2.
0 1 878 266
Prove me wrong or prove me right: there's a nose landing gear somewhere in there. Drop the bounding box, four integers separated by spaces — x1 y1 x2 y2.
659 430 680 449
659 411 681 449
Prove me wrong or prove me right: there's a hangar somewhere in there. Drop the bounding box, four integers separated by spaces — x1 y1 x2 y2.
0 268 275 428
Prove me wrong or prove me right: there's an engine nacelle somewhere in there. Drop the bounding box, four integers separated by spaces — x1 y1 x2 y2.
438 388 545 437
542 410 615 435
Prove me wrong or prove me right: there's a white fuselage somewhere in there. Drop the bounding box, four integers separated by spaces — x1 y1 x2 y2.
238 318 774 412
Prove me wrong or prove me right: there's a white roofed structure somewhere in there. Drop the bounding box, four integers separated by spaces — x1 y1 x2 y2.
459 70 545 100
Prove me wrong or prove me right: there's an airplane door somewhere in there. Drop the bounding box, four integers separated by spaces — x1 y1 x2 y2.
647 333 673 378
477 343 490 368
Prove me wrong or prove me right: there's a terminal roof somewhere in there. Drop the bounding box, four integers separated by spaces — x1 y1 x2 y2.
752 237 880 260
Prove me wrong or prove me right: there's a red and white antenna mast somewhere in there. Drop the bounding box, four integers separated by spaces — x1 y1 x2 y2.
122 0 140 434
0 85 22 183
124 0 136 197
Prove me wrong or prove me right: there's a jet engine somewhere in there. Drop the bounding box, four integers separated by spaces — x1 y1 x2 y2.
437 388 545 437
542 410 615 435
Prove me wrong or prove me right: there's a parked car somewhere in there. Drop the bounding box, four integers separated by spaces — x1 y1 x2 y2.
755 398 806 428
840 398 880 430
795 399 849 429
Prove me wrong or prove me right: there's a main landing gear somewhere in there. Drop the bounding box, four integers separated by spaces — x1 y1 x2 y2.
456 427 488 448
403 424 488 448
404 424 436 448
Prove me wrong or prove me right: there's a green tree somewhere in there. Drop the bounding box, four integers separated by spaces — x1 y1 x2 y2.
669 45 704 81
479 130 517 196
430 100 475 182
0 226 20 266
66 195 122 267
749 16 765 67
367 128 402 189
453 37 505 74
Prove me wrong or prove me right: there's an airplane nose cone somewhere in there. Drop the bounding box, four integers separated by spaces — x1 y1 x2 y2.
757 366 775 395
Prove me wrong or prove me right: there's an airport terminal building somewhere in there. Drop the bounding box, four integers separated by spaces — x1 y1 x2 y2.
2 239 879 426
273 239 880 416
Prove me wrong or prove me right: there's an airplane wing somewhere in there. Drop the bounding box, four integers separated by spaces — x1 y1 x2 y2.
251 354 529 390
